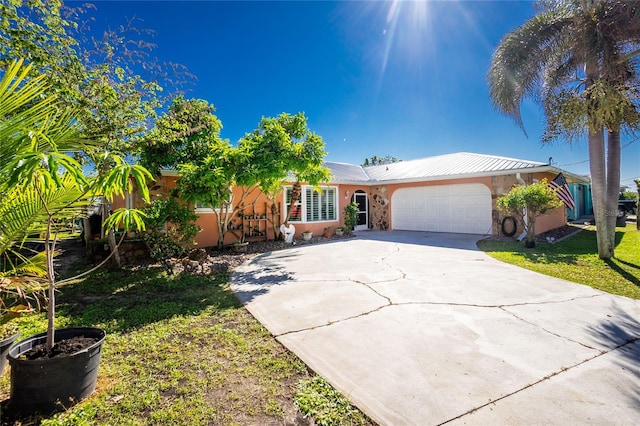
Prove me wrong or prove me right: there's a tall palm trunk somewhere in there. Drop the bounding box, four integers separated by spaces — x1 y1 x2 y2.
605 128 621 237
585 61 610 259
591 128 620 259
588 127 610 258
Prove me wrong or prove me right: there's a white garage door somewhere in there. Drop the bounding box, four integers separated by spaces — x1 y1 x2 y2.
391 184 492 234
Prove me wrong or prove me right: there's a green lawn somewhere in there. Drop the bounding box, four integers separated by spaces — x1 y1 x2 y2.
1 263 371 425
477 223 640 299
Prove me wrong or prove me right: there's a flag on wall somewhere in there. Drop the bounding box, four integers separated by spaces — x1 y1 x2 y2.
549 173 576 209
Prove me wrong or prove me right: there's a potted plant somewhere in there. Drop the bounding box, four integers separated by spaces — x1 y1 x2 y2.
232 240 249 252
335 227 344 236
323 226 334 238
1 60 151 414
302 230 313 241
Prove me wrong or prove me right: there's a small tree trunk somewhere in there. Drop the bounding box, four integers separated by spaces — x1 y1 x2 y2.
283 182 301 225
215 209 224 250
269 202 281 240
83 216 91 246
45 214 56 351
102 201 122 268
525 212 536 248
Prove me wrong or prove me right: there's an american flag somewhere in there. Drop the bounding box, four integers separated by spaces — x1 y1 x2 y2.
549 173 576 209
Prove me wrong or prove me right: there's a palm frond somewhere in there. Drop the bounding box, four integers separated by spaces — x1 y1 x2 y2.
0 173 89 257
0 60 98 192
488 8 575 132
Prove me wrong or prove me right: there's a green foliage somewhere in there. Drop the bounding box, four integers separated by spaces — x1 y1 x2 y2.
496 179 563 245
620 191 638 201
343 202 359 235
488 0 640 258
142 107 331 248
295 376 367 425
139 96 242 249
241 112 330 192
0 0 188 161
1 265 367 425
138 96 223 176
496 179 561 216
0 0 85 102
543 81 640 143
0 60 152 348
0 59 91 325
142 197 200 260
362 155 400 166
240 112 330 225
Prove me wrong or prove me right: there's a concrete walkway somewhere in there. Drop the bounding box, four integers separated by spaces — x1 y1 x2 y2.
231 231 640 425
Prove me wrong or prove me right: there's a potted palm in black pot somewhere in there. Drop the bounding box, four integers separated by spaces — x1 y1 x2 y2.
1 60 151 414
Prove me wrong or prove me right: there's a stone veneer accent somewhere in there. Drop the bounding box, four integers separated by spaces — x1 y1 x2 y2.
370 185 390 230
491 174 532 237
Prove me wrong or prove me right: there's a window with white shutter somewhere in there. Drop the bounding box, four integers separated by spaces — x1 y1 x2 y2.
285 186 337 222
305 187 336 222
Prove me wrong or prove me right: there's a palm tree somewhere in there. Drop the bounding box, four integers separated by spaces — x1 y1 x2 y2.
488 0 640 259
1 59 89 324
1 59 151 350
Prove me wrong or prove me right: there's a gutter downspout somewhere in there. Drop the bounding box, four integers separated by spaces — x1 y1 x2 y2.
516 173 528 241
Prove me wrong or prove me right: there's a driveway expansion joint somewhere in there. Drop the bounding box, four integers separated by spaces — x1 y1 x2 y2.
274 303 390 337
499 294 609 350
439 338 638 425
351 278 394 305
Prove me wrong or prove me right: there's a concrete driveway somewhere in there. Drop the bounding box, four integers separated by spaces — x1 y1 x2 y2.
231 231 640 425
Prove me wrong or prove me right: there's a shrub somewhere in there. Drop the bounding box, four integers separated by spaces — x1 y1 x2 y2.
142 198 200 260
497 179 563 248
343 202 359 235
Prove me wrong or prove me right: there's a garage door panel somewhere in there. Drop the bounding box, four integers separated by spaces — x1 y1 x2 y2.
391 184 491 234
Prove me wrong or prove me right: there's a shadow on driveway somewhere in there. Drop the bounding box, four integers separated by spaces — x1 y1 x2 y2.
355 230 488 251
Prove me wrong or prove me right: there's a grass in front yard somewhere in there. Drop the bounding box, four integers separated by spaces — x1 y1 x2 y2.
477 223 640 299
0 265 371 425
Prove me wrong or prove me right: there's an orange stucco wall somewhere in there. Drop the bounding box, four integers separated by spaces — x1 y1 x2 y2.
526 172 567 234
116 171 568 248
194 182 355 247
492 172 566 237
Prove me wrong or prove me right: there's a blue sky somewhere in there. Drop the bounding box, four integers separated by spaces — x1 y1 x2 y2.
78 1 639 188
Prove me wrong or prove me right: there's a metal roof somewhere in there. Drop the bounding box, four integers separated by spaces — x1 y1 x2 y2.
363 152 547 182
324 162 370 182
325 152 589 184
160 152 590 185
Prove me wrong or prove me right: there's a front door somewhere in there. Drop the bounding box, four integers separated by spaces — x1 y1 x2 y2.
352 190 369 231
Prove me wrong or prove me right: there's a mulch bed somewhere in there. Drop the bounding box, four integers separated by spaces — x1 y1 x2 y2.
55 233 356 277
535 224 584 244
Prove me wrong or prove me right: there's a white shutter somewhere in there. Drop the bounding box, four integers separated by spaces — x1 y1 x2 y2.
327 188 336 220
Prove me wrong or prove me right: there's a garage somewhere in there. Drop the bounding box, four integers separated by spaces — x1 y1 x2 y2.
391 183 492 234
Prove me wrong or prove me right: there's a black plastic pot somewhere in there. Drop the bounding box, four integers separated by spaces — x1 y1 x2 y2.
7 327 106 414
0 332 20 376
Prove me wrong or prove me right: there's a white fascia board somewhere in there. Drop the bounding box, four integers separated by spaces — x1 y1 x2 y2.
329 166 590 186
